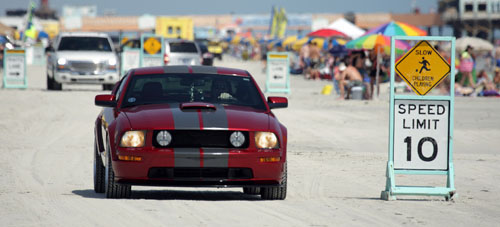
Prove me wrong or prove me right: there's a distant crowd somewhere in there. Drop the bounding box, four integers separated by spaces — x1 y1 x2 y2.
225 40 500 99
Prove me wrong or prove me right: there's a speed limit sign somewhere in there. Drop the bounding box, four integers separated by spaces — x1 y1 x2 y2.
393 99 449 170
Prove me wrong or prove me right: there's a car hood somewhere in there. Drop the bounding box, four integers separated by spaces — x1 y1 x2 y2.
122 104 270 131
55 51 116 62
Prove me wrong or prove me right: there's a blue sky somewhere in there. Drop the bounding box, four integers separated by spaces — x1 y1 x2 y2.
2 0 437 16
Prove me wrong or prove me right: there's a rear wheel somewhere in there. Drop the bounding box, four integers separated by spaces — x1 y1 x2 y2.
260 163 287 200
243 187 261 195
93 141 105 193
104 144 131 198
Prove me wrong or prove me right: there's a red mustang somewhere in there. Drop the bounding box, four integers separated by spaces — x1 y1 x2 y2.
93 65 288 199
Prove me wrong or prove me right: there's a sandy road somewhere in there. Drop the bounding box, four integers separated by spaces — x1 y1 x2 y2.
0 58 499 226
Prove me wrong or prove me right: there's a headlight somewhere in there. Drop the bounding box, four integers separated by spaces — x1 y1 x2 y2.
120 131 145 147
156 130 172 146
108 58 117 66
230 131 245 147
255 132 279 149
57 58 67 65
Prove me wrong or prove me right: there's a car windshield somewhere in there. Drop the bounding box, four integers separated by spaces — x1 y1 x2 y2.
169 42 198 53
58 37 112 52
121 74 266 110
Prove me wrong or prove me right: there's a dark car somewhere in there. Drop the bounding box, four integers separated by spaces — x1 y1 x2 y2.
198 43 214 66
93 65 288 199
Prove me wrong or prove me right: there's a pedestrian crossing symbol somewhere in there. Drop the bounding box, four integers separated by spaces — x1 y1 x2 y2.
395 40 450 95
143 37 162 55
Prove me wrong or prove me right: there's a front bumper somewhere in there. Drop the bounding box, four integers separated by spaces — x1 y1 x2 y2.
112 147 286 187
54 71 119 85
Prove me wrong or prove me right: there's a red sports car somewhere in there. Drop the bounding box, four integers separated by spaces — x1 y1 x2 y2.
93 65 288 199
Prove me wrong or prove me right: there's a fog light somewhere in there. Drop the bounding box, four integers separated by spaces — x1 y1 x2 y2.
259 157 280 163
230 131 245 147
118 155 142 161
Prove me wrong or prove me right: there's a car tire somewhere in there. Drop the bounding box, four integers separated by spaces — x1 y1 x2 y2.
103 84 114 91
243 187 261 195
51 73 62 91
93 141 105 193
47 73 54 90
104 144 131 199
260 163 287 200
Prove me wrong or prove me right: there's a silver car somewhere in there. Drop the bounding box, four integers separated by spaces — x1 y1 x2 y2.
164 39 201 66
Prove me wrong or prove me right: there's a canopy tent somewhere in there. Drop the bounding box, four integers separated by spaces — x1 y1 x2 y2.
327 18 365 39
443 36 494 52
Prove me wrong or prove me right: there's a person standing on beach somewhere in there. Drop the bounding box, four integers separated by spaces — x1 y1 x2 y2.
459 45 475 87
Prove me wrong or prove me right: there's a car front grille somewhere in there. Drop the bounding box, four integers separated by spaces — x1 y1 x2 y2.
153 130 249 148
69 61 106 73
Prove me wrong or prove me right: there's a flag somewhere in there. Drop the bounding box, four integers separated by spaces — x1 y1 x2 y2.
23 1 37 42
276 8 288 39
269 6 278 38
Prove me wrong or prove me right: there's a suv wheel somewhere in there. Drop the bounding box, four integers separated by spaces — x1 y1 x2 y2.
47 73 54 90
103 84 114 91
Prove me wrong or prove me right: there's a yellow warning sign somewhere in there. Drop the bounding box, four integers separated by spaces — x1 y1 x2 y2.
395 40 450 95
143 37 162 55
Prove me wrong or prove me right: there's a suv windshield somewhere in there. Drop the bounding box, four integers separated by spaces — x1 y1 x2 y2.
58 37 112 52
122 74 266 110
169 42 198 53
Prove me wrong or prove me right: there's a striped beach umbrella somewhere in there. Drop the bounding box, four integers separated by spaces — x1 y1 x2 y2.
346 34 410 54
364 21 427 36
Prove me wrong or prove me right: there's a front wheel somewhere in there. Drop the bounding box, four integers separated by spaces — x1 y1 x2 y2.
103 84 114 91
93 141 105 193
104 144 131 198
260 163 287 200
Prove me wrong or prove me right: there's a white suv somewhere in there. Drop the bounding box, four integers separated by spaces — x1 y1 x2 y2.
46 32 119 90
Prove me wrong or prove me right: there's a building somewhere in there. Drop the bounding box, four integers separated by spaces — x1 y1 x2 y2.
439 0 500 40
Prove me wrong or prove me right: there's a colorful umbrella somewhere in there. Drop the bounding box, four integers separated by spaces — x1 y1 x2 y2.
364 21 427 36
345 34 410 54
346 34 411 97
281 36 298 48
291 37 346 51
307 28 347 38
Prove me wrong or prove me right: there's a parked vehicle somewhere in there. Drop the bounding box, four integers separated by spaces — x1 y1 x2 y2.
164 39 201 66
197 43 214 66
46 32 119 90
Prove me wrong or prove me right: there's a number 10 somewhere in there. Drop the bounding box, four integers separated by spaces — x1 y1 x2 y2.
404 136 438 162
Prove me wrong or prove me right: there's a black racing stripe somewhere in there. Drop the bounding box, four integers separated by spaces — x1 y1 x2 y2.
174 148 200 167
171 105 201 129
201 104 228 129
191 66 218 74
163 66 190 74
202 148 229 168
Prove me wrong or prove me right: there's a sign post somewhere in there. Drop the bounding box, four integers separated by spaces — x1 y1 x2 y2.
265 52 290 94
381 36 456 201
120 47 140 77
140 34 164 67
3 49 27 89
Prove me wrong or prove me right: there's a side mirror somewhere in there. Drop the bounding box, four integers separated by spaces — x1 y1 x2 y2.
95 94 116 107
267 96 288 109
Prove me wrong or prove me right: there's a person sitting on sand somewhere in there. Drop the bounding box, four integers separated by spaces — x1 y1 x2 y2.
338 56 364 99
476 70 500 96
